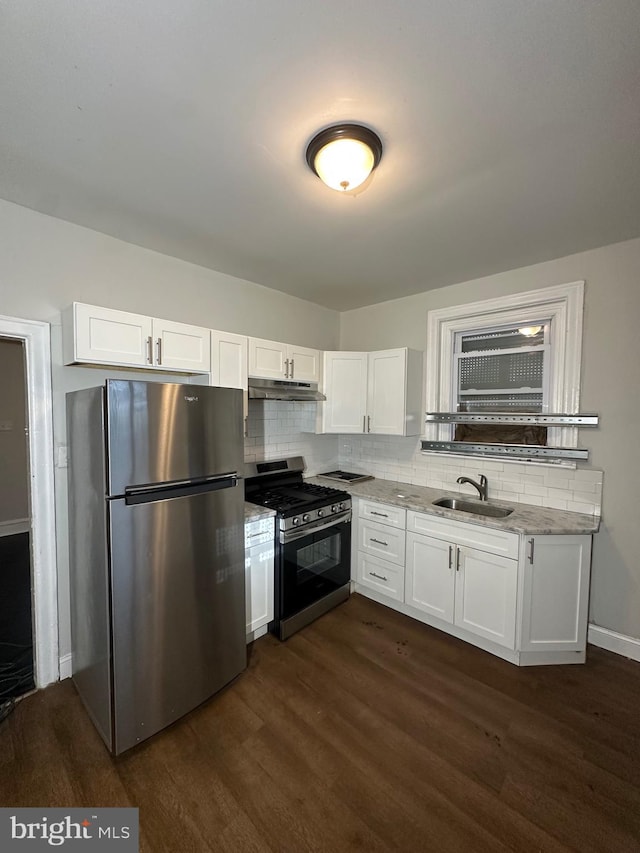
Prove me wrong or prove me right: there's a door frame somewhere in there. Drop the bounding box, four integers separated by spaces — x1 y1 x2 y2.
0 315 58 688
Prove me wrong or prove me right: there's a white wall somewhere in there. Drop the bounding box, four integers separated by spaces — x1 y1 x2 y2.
0 338 29 525
0 199 340 663
340 236 640 643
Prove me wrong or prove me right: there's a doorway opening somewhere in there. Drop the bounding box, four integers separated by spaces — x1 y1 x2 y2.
0 338 34 717
0 315 58 722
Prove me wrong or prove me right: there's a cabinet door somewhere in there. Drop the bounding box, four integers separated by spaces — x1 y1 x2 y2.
153 319 211 372
519 534 591 653
248 337 288 380
71 303 153 367
454 548 517 649
405 532 455 623
245 540 275 634
288 345 321 382
367 349 407 435
211 330 248 390
321 352 368 433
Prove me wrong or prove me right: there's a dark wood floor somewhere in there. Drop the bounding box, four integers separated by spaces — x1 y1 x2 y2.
2 593 640 852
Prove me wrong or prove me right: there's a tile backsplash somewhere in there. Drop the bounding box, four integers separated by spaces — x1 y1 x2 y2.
338 435 603 516
243 407 603 516
244 401 338 474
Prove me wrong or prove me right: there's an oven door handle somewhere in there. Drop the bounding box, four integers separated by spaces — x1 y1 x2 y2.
280 511 352 543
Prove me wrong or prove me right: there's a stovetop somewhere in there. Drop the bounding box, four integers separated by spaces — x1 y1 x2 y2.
244 456 352 533
247 481 348 516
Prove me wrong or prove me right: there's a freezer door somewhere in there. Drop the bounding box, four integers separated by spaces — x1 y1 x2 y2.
109 481 245 755
106 380 244 496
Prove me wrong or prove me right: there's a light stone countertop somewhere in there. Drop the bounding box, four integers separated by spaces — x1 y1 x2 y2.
244 502 276 522
306 476 600 536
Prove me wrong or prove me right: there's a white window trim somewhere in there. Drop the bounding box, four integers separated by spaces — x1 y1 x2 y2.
425 281 585 463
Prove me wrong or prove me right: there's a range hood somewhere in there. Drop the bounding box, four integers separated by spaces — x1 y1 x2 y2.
248 377 326 402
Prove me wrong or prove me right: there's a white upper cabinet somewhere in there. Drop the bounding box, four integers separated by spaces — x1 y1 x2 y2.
63 303 211 373
64 303 152 368
321 347 423 436
321 352 368 433
248 337 321 382
153 317 211 372
287 344 321 382
248 338 288 380
210 330 248 391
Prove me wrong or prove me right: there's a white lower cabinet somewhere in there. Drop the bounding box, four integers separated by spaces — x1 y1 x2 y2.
354 498 592 665
356 552 405 602
518 534 591 654
244 516 274 638
354 500 407 604
405 533 455 623
406 530 517 650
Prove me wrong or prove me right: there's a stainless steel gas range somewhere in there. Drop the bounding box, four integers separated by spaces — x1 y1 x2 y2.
245 457 351 640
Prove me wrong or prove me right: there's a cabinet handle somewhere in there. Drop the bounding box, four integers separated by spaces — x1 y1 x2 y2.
363 415 366 433
455 546 461 572
448 545 453 570
290 359 294 378
156 337 162 365
284 358 290 378
369 571 388 582
370 538 388 547
146 336 153 364
367 415 371 433
371 511 388 518
528 538 535 564
248 531 267 538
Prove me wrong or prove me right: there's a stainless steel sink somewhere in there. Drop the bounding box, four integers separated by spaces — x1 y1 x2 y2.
433 497 513 518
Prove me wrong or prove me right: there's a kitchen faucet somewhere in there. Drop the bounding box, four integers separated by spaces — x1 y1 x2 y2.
456 474 488 501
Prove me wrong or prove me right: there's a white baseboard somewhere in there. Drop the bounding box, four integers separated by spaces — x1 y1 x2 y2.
0 518 30 537
58 653 73 681
588 624 640 663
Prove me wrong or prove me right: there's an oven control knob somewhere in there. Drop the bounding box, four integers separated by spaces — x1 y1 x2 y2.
302 514 310 522
331 504 339 513
339 502 345 511
317 509 325 518
292 516 301 526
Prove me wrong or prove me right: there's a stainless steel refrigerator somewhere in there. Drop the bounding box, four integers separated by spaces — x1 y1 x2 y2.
67 379 246 755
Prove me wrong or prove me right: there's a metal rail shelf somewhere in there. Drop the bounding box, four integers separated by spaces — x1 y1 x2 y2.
420 440 589 461
425 412 598 427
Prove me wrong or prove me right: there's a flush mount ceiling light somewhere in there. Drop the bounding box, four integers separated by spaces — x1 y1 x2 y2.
518 325 543 337
305 123 383 192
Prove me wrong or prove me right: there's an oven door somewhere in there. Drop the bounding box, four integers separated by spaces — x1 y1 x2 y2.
279 516 351 620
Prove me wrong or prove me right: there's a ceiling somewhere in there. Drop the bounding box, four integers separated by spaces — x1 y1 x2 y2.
2 1 640 311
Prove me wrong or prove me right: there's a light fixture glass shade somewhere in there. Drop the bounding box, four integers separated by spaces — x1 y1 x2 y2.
306 124 383 192
313 138 375 192
518 325 543 337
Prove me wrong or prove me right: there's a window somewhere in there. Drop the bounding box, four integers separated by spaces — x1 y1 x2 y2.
452 320 551 446
424 281 585 463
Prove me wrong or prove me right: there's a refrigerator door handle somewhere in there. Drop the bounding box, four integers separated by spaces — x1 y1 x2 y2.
124 472 239 505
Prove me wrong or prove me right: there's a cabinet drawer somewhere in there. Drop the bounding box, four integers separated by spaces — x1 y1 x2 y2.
406 510 519 560
356 552 404 602
358 519 406 565
358 500 406 529
244 516 274 548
